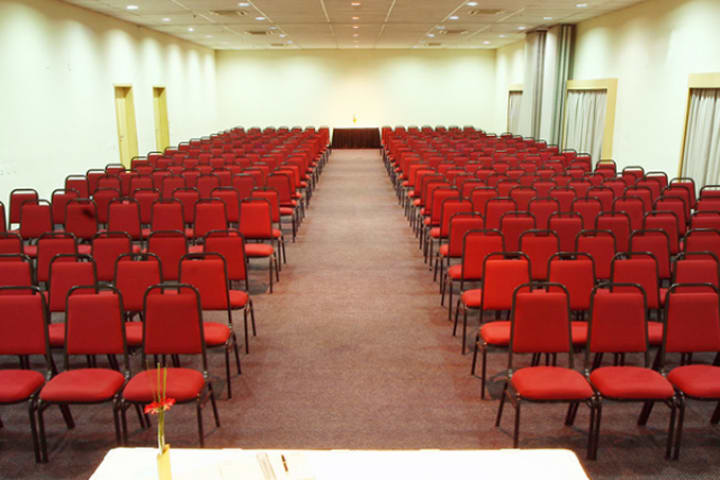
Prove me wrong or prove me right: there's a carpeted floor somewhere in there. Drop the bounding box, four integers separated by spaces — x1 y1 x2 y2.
1 149 719 479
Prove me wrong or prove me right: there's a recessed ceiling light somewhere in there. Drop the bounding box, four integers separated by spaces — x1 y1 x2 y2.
499 34 506 38
162 17 171 22
467 1 478 5
187 27 194 32
544 16 553 20
517 26 526 30
269 26 277 30
436 25 446 30
126 4 138 10
483 41 490 44
205 35 213 38
353 33 359 37
237 2 250 6
352 25 359 29
427 33 435 38
448 15 459 20
287 40 293 44
255 16 265 20
352 16 359 20
279 33 287 38
576 3 588 7
351 2 361 6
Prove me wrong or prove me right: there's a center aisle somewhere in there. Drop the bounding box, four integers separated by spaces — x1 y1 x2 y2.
233 149 494 448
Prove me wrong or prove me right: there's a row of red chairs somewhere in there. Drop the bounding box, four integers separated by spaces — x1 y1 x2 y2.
382 128 720 460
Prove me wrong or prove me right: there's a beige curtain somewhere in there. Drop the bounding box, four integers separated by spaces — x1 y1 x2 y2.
682 89 720 187
563 90 607 163
507 92 522 134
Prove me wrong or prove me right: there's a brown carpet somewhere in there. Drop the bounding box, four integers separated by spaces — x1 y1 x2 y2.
1 149 719 479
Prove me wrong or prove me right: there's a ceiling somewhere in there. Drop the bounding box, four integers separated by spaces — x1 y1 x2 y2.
62 0 646 50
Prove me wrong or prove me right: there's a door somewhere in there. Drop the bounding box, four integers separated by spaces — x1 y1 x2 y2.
114 86 138 168
153 87 170 152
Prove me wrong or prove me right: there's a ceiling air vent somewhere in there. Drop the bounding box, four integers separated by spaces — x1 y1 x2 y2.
247 30 270 36
210 10 248 17
444 29 467 35
427 42 442 47
270 43 286 47
469 9 503 16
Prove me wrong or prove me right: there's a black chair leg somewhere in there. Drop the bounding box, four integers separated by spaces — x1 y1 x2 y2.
196 400 205 448
711 401 720 424
59 404 74 429
209 383 220 427
495 382 508 426
28 400 41 463
513 401 522 448
225 347 232 400
638 401 654 425
673 398 685 460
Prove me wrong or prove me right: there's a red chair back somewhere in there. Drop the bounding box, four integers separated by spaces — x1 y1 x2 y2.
147 231 187 281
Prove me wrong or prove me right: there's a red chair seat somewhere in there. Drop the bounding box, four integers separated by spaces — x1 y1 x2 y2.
188 244 204 254
659 288 668 306
590 366 674 399
0 370 45 403
203 322 231 346
123 368 204 403
648 321 663 345
413 199 421 207
244 243 273 257
571 321 588 345
78 244 92 255
124 322 143 347
48 323 65 348
281 201 298 208
23 245 38 257
447 265 462 280
131 244 144 254
461 289 483 307
229 290 248 308
429 227 441 238
480 321 510 345
279 207 294 216
438 245 449 257
667 365 720 398
512 367 594 400
40 369 125 403
272 229 283 238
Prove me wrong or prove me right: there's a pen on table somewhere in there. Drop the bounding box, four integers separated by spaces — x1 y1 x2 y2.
281 454 289 473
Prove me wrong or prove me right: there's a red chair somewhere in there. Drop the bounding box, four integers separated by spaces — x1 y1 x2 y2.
64 175 89 198
0 254 34 290
459 251 530 360
35 232 78 284
595 211 631 252
18 200 53 247
683 228 720 261
160 175 185 200
672 251 720 289
147 230 188 281
132 188 159 227
113 253 163 349
210 187 241 226
550 186 576 212
0 286 56 462
690 210 720 230
92 188 121 226
151 199 192 238
427 198 472 269
197 174 220 198
91 232 132 282
36 285 128 462
231 174 256 200
484 197 517 230
586 284 679 459
644 210 680 255
193 198 228 243
495 283 597 458
519 229 559 281
171 187 200 228
528 197 560 230
661 284 720 459
654 196 688 236
107 198 145 242
624 185 653 211
238 198 279 293
120 284 220 446
250 189 287 265
435 212 484 288
575 229 616 281
51 189 78 229
469 187 497 215
9 189 39 230
549 211 583 252
442 229 504 325
179 253 247 395
571 197 602 230
587 186 614 211
46 255 98 348
629 229 672 281
65 198 98 244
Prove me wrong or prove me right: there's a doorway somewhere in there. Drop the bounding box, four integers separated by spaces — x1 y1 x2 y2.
153 87 170 152
114 85 138 168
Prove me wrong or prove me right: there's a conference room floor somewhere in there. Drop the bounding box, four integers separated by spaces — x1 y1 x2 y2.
1 149 719 479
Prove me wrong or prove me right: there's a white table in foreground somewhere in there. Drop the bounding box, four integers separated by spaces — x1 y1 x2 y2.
90 448 589 480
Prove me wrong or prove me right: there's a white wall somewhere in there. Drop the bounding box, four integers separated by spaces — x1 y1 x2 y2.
0 0 217 199
492 41 525 135
215 49 496 131
573 0 720 174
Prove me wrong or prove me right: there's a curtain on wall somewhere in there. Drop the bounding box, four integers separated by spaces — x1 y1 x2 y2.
563 90 607 162
682 89 720 187
545 25 573 145
518 31 546 138
507 92 523 134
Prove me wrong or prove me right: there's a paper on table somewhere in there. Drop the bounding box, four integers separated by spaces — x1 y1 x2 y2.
217 454 268 480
